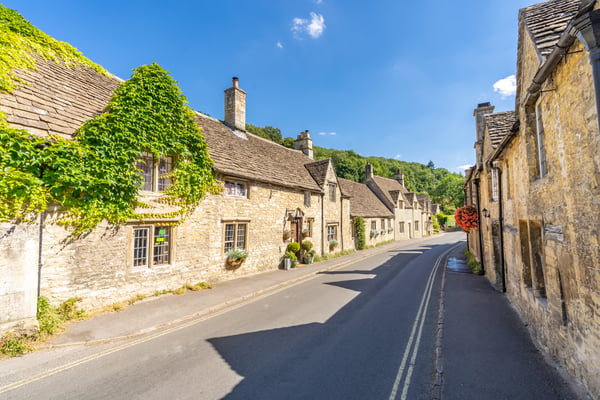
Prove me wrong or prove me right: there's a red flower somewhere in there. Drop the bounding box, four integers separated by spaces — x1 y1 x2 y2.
455 205 478 233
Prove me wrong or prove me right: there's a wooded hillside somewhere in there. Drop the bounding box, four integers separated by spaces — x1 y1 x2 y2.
245 123 465 213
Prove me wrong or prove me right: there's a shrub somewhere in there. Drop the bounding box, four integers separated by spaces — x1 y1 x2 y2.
284 251 297 261
353 216 366 250
0 333 31 357
465 250 483 275
286 242 300 253
37 296 63 336
300 240 313 252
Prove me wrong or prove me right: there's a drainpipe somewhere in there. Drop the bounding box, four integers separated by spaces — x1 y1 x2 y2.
494 163 507 292
473 178 485 274
321 191 325 256
339 197 344 250
37 211 45 298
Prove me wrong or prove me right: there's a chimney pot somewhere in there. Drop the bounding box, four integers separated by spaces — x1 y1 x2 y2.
232 76 239 88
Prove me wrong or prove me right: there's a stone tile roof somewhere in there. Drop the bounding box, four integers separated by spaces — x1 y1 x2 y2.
0 55 120 138
520 0 582 58
484 111 517 149
338 178 393 218
372 175 410 207
196 113 322 192
417 193 431 208
305 159 331 188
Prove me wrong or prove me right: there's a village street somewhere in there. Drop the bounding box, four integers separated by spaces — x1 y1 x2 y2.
0 232 583 400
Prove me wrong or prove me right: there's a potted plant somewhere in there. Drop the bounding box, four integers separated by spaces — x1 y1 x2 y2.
302 228 310 238
283 250 297 269
226 248 247 268
282 229 291 241
329 239 338 252
301 240 314 264
370 229 379 238
286 242 300 267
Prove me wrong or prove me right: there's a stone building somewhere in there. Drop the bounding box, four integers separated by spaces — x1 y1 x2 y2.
0 21 350 332
465 0 600 396
338 178 394 247
364 165 432 240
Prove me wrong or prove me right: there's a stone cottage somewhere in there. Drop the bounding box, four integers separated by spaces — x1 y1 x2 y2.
0 10 350 334
465 0 600 396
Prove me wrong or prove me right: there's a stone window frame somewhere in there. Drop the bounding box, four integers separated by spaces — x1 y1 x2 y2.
490 167 499 202
222 220 249 253
371 220 377 232
399 221 405 233
132 225 173 268
224 180 249 198
415 220 419 231
137 153 173 193
304 218 314 237
327 224 338 242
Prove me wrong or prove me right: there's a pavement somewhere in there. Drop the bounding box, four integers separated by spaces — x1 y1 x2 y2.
38 234 590 399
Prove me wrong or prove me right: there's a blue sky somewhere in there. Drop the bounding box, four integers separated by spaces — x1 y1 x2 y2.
4 0 534 173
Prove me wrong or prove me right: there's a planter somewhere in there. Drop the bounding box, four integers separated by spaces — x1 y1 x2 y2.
303 256 313 264
226 258 245 269
291 259 299 268
283 258 291 270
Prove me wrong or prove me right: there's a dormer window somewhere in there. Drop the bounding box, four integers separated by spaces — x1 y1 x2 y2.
137 154 173 192
225 181 248 198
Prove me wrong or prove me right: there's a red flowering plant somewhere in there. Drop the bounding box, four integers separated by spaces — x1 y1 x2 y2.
454 205 478 233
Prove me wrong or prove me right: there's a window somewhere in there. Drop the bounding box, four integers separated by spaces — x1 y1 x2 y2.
133 226 172 268
304 191 311 207
388 219 392 230
224 222 247 253
137 155 173 192
399 222 405 233
380 219 385 231
305 218 314 237
371 221 377 231
534 102 547 178
327 224 338 242
224 181 248 198
415 221 419 231
328 183 336 202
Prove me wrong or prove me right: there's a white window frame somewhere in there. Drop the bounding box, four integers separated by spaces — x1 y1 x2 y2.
132 226 172 268
327 224 338 242
224 222 248 253
491 167 499 202
224 181 248 198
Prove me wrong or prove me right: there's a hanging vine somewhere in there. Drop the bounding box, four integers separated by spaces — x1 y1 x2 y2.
0 5 221 233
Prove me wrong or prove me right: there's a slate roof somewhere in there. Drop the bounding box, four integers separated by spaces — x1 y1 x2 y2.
0 52 324 192
520 0 582 58
305 159 331 188
484 111 518 149
338 178 393 218
417 193 431 208
196 113 322 192
0 55 120 138
371 175 410 207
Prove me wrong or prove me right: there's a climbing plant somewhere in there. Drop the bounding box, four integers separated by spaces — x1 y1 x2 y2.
353 216 366 250
0 6 220 233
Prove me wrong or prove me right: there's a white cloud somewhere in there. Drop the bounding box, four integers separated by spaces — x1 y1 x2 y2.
455 164 473 174
314 0 323 4
318 131 336 136
292 12 326 39
276 42 283 49
493 75 516 98
394 154 403 160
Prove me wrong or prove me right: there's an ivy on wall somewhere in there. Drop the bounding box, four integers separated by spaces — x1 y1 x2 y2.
0 5 220 233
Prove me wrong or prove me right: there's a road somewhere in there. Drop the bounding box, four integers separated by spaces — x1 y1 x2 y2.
0 232 583 399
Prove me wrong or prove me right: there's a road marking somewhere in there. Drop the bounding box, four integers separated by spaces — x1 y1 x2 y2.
388 244 458 400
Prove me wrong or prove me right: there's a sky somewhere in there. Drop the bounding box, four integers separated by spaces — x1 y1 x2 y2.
3 0 535 174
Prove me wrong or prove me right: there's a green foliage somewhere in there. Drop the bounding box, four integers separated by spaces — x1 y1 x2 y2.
465 250 483 275
312 146 464 213
281 137 296 149
246 124 283 143
300 240 313 252
37 296 64 336
57 297 86 320
0 4 109 93
227 248 248 260
436 213 448 227
286 242 301 253
432 215 440 234
0 332 31 356
284 250 297 260
353 216 366 250
1 63 220 233
329 239 338 249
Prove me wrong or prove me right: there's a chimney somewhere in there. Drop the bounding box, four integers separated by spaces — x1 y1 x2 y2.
295 130 314 159
393 168 405 186
365 163 374 182
473 102 494 169
224 76 246 131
